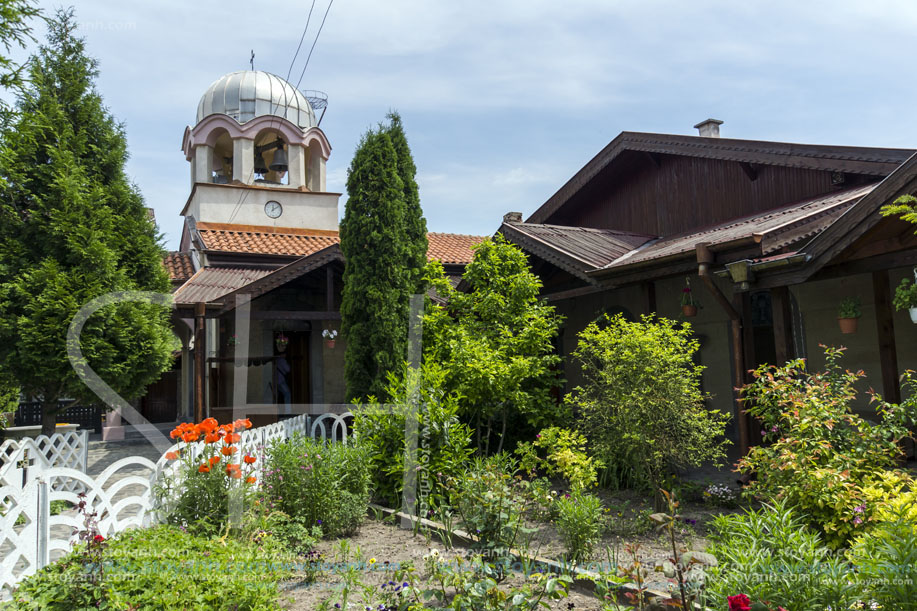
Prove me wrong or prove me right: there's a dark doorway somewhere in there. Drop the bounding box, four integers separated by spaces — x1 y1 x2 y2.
141 361 180 423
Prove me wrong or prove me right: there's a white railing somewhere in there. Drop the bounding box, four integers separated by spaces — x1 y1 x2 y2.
0 456 156 596
1 411 352 598
0 431 89 493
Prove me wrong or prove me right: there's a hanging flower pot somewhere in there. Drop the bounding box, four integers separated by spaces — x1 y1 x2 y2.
837 297 861 334
837 317 858 334
680 278 700 317
325 339 336 349
893 274 917 324
322 328 338 348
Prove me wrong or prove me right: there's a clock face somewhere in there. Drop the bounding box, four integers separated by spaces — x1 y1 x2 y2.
264 200 283 219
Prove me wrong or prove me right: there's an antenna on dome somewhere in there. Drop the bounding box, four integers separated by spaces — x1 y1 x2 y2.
250 50 255 70
304 90 328 126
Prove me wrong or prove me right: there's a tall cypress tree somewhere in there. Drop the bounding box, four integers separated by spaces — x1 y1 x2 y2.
0 9 175 434
385 111 427 293
340 127 408 400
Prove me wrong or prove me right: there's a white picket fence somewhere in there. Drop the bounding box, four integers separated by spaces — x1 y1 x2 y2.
0 411 352 598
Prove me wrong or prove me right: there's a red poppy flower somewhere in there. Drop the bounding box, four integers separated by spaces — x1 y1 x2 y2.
221 445 237 456
164 451 179 461
198 464 210 473
209 455 221 466
245 476 256 484
243 455 256 464
93 535 105 543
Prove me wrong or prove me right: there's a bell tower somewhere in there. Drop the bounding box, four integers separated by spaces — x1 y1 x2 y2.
180 70 338 231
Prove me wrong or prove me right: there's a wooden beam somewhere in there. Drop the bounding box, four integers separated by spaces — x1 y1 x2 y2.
249 310 341 321
326 266 334 311
194 302 206 423
771 286 794 365
739 162 758 182
873 270 901 403
542 284 606 302
644 152 662 168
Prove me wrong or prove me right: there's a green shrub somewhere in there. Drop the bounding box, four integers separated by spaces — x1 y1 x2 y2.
567 314 730 492
738 346 917 547
7 525 293 610
447 453 533 561
705 501 858 611
354 362 473 510
554 488 605 564
262 434 371 538
848 505 917 608
515 426 602 491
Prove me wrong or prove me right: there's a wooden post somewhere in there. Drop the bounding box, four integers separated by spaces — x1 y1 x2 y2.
326 266 334 312
194 302 206 423
873 270 901 403
732 293 752 455
771 286 794 365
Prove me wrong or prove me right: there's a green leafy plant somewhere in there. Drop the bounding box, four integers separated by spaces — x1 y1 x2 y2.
515 426 602 491
567 314 730 495
354 362 473 511
446 453 535 569
554 487 605 564
848 504 917 608
262 433 371 538
893 277 917 311
837 296 862 318
738 346 917 547
705 500 859 611
423 235 565 453
8 524 294 610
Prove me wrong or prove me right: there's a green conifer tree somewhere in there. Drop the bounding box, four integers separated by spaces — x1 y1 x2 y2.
385 111 427 293
0 9 175 434
340 127 408 400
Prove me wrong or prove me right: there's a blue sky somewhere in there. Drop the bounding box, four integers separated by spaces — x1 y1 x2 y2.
16 1 917 248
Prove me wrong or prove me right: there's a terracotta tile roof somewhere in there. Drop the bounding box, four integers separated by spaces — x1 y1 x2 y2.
598 183 875 271
172 267 273 305
426 232 485 266
164 251 195 283
195 222 485 265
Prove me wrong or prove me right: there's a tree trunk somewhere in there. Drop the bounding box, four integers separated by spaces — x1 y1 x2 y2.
41 399 58 436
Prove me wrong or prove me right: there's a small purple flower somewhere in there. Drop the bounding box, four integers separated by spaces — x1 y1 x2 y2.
316 519 322 525
854 517 863 525
761 429 767 437
854 504 866 513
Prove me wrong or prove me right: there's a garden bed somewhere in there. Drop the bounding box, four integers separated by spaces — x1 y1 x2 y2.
281 517 616 610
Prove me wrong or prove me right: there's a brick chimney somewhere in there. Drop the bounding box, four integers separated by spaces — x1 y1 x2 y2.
503 211 523 223
693 118 723 138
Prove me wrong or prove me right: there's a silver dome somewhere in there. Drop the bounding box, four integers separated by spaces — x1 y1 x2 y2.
196 71 316 129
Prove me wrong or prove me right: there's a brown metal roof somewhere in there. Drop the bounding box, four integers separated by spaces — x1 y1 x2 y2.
596 183 874 273
172 267 273 305
501 223 653 279
528 131 914 225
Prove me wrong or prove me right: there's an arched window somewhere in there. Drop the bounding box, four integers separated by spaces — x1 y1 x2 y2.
253 128 290 186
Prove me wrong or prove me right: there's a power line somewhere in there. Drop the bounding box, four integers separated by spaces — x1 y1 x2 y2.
285 0 317 82
295 0 335 91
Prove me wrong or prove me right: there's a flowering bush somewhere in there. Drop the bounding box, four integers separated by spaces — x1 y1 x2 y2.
738 346 917 547
262 433 371 537
156 417 257 534
703 483 739 508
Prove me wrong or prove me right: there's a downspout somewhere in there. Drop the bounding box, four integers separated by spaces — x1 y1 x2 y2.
695 243 750 457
